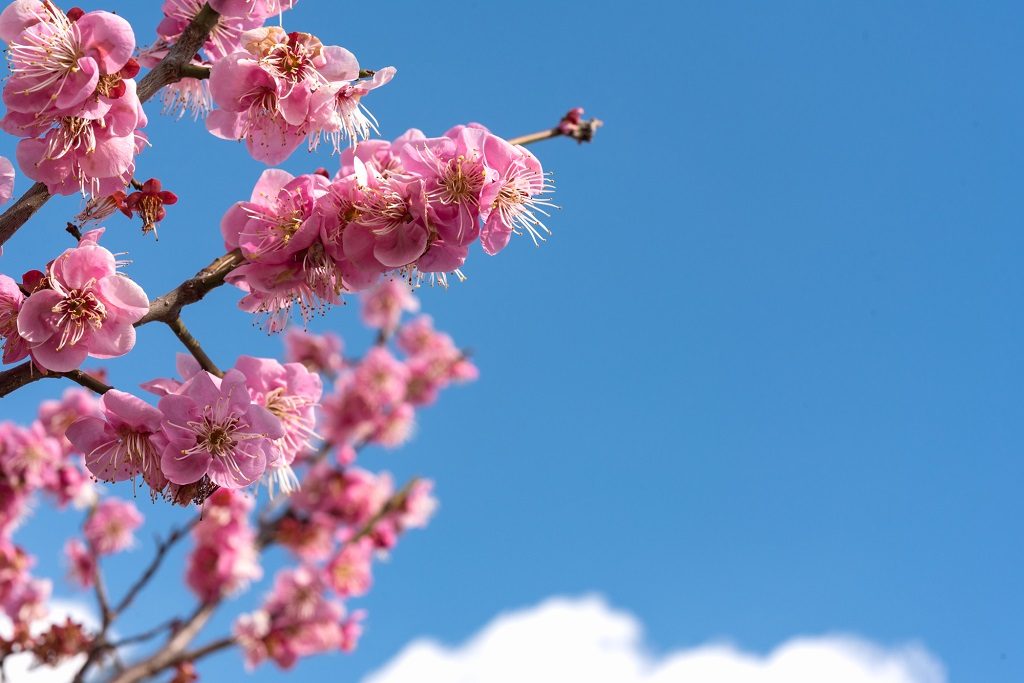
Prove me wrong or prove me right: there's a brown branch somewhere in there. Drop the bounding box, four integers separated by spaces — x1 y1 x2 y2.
136 4 221 103
0 4 221 249
137 249 245 325
508 116 603 146
175 636 235 665
0 365 112 399
166 317 223 377
112 517 201 618
63 370 113 394
179 63 211 80
106 602 218 683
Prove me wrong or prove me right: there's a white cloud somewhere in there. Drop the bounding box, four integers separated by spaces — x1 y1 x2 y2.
0 599 98 683
363 595 946 683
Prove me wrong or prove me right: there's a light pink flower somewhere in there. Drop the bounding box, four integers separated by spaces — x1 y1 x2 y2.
206 27 334 165
293 465 392 527
221 169 328 265
478 133 554 255
373 401 415 448
325 537 373 598
234 355 321 493
360 278 419 333
9 77 147 197
84 498 142 555
209 0 298 19
36 387 100 449
353 347 409 407
349 174 432 269
317 46 395 150
0 155 14 204
283 328 344 375
400 126 493 252
234 566 345 669
0 273 29 364
185 489 262 601
17 229 149 372
274 513 333 561
1 421 62 491
158 369 283 489
65 389 166 491
64 538 95 588
396 479 437 530
339 609 365 653
3 7 135 115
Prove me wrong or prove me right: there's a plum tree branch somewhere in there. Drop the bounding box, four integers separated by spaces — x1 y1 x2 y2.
508 115 603 146
167 317 223 377
0 3 222 249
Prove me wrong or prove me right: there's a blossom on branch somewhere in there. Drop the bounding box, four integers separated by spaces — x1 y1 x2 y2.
15 229 149 372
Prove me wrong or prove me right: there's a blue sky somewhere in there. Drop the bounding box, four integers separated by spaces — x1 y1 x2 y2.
3 1 1022 681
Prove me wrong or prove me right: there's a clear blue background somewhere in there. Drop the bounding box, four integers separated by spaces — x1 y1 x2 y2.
3 1 1022 680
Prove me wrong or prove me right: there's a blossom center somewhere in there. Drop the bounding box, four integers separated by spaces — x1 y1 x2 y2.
438 156 484 206
52 288 107 350
46 116 97 160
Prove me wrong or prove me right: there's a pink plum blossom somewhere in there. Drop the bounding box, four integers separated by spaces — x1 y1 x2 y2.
325 537 373 598
0 273 29 364
84 498 143 555
233 355 321 494
234 566 345 670
185 489 262 601
158 369 283 489
63 538 95 588
360 278 419 334
8 77 148 197
3 6 136 116
478 133 555 255
17 229 149 372
65 389 166 490
207 26 392 164
284 327 344 375
0 155 14 204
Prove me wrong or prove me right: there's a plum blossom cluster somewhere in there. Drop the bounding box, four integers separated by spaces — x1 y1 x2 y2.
185 488 261 602
141 0 300 121
0 0 587 676
0 0 146 196
224 124 553 331
0 387 100 666
0 228 150 372
0 283 468 677
142 0 393 166
60 280 470 505
235 462 437 669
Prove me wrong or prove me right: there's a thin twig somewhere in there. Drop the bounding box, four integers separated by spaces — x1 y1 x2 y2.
105 602 218 683
137 249 245 325
62 370 113 395
507 116 603 146
166 318 223 377
112 517 201 617
175 636 235 665
104 619 180 650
